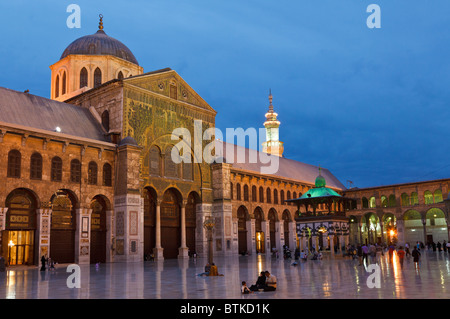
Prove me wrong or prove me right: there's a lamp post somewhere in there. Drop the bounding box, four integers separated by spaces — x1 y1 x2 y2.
203 217 215 265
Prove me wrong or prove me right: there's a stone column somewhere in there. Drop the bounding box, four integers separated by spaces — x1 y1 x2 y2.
275 220 282 251
246 219 255 255
262 221 270 255
106 210 114 263
379 220 385 244
329 234 335 258
37 206 51 263
75 207 92 264
178 200 189 258
396 219 405 247
154 200 164 259
422 218 427 245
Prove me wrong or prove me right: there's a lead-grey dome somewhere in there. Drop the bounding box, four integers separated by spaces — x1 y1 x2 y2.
60 29 139 65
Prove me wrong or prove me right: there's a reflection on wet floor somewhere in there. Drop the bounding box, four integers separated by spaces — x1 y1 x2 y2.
1 250 449 299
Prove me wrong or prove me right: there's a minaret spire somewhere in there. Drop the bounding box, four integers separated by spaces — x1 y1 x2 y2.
262 90 284 157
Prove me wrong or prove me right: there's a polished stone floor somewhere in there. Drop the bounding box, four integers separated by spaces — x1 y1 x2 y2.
1 250 450 299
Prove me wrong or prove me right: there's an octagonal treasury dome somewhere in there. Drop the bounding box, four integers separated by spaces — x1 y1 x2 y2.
60 17 139 65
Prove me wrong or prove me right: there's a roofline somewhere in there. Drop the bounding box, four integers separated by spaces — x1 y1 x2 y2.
344 177 450 193
0 121 116 150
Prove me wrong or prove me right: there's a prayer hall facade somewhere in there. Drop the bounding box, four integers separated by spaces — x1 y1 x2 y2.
0 18 449 266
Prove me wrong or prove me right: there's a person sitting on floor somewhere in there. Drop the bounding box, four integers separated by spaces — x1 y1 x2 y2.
264 271 277 291
241 281 252 294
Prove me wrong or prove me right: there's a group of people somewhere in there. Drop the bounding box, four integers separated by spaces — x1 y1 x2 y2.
40 255 56 271
242 270 277 294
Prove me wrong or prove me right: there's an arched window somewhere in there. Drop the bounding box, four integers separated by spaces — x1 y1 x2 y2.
388 194 396 207
259 186 264 203
70 159 81 183
401 193 409 206
101 110 110 132
266 188 271 204
362 197 369 208
118 71 124 80
273 189 278 204
7 150 21 178
149 146 161 176
88 161 98 185
103 163 112 186
381 195 388 207
280 190 285 205
236 183 241 201
243 185 249 201
252 186 257 202
55 75 60 98
30 153 42 180
80 67 88 88
94 67 102 88
62 71 67 95
369 196 376 208
287 191 291 204
164 146 179 178
230 182 233 200
424 191 433 204
434 190 443 203
51 156 62 182
293 192 297 200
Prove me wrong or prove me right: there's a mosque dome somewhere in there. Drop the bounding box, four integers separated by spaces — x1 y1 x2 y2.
315 169 327 188
60 15 139 65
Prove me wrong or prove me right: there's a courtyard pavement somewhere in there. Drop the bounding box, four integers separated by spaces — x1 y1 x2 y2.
1 250 450 299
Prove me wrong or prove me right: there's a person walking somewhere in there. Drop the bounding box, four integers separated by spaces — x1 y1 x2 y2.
412 246 421 270
357 244 363 266
362 244 369 265
443 241 447 253
437 242 442 252
397 246 406 269
405 243 410 257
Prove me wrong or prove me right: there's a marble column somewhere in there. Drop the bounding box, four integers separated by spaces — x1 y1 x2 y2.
178 200 189 258
153 200 164 259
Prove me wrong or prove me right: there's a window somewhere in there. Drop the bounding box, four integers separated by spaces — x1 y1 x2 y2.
259 187 264 203
51 157 62 181
236 183 241 201
280 190 285 205
381 195 388 207
149 146 161 176
30 153 42 180
103 163 112 186
369 196 376 208
101 110 110 132
401 193 409 206
243 185 249 201
388 194 396 207
164 146 179 178
94 67 102 88
273 189 278 204
62 72 67 95
252 186 257 202
55 75 60 98
266 188 271 203
7 150 21 178
362 197 369 208
118 71 124 80
287 191 291 204
80 67 88 88
170 84 177 99
70 159 81 183
434 190 443 203
424 191 433 205
182 156 193 181
88 161 98 185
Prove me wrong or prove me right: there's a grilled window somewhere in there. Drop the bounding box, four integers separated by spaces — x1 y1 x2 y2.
7 150 21 178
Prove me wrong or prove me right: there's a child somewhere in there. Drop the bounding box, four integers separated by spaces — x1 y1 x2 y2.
241 281 252 294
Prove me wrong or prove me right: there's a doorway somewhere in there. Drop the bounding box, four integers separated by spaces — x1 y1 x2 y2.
4 230 34 265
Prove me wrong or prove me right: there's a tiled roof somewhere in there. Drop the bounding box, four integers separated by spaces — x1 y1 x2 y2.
216 140 345 190
0 87 109 142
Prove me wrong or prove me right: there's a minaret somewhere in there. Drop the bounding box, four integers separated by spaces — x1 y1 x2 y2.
262 90 284 157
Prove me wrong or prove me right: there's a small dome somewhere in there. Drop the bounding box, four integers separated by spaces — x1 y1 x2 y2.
60 27 139 65
315 173 326 188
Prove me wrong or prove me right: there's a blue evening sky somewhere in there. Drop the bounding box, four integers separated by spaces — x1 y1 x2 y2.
0 1 449 189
